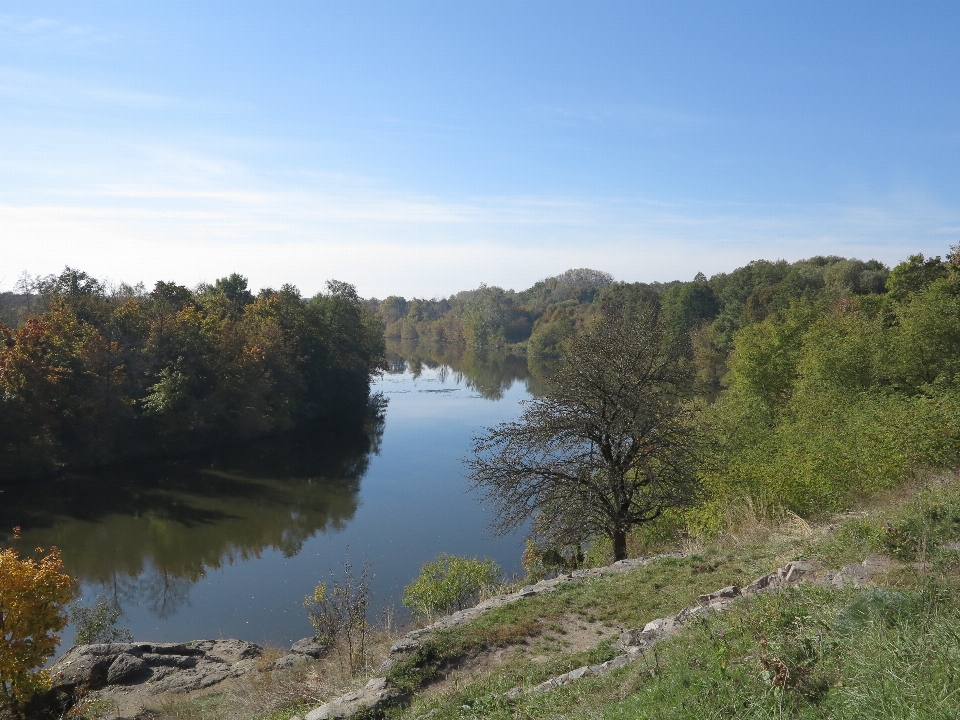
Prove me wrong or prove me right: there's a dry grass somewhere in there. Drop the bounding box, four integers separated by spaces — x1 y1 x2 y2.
138 629 402 720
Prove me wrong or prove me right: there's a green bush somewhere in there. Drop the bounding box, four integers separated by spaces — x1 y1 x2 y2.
402 554 501 621
71 597 133 645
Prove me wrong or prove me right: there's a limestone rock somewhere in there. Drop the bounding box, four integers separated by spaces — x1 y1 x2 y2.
291 637 328 659
304 678 397 720
49 638 263 698
49 646 114 689
389 637 421 654
272 653 310 670
698 585 740 604
779 561 812 583
742 571 780 595
106 653 148 685
203 638 261 664
641 616 676 639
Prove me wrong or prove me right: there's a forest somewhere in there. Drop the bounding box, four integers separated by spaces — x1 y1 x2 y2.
372 251 960 530
4 250 959 525
0 270 385 479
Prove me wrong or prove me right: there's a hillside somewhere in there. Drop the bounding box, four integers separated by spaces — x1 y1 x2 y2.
84 470 960 720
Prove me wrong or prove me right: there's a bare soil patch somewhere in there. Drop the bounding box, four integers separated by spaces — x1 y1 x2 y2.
421 614 620 697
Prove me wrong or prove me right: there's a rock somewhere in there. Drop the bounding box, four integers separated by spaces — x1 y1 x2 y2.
698 585 740 604
389 637 421 655
831 563 869 588
616 628 648 649
141 652 198 669
304 677 397 720
565 666 593 681
780 561 812 583
204 639 261 664
291 637 328 659
151 666 236 694
49 646 114 689
742 571 780 595
49 637 264 702
641 616 676 639
106 653 148 685
272 654 309 671
149 643 200 656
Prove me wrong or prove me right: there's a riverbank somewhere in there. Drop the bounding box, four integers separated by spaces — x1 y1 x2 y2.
54 470 960 720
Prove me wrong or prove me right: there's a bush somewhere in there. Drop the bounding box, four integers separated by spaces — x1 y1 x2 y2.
71 596 133 645
0 535 75 711
304 556 370 674
402 554 501 621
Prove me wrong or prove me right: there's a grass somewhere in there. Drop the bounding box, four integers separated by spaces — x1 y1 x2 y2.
127 471 960 720
382 471 960 720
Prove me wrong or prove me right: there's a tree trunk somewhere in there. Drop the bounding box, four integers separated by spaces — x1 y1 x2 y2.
612 529 628 561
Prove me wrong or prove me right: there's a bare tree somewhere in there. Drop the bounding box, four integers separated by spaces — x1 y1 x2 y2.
468 301 702 561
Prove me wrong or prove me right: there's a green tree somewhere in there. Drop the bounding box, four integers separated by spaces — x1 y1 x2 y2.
660 273 719 348
887 254 948 302
468 301 702 561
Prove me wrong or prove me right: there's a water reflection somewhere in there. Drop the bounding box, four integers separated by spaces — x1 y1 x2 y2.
1 350 534 646
2 402 384 620
385 338 552 399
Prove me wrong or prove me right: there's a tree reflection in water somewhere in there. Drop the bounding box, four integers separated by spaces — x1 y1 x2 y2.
1 397 385 619
385 338 554 399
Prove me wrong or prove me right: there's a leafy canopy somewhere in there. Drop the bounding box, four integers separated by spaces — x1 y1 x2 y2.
0 537 75 709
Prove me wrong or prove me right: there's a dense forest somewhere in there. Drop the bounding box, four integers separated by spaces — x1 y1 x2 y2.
5 250 959 523
372 251 960 526
0 270 385 478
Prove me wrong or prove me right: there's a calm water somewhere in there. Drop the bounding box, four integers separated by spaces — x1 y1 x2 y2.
2 346 538 650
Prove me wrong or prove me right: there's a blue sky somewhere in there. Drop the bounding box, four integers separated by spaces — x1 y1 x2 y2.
2 2 959 298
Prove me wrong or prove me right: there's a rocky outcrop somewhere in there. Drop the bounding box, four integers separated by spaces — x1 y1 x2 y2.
50 639 263 695
290 677 399 720
378 553 684 673
504 556 887 700
270 637 330 670
47 636 330 719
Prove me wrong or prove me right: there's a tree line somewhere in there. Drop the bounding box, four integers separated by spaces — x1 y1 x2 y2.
0 269 385 479
467 250 960 562
368 257 894 380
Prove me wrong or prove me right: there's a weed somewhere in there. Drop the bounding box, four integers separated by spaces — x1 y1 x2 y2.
304 553 372 675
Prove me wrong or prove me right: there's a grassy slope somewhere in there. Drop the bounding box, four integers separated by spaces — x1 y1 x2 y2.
384 472 960 720
137 472 960 720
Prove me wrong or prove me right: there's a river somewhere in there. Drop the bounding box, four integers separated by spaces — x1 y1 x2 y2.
2 343 542 649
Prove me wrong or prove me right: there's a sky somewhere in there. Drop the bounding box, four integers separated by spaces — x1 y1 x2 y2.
2 2 960 299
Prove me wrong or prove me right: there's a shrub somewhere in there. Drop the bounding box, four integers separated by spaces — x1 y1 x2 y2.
304 556 370 674
0 534 75 711
402 554 501 621
71 596 133 645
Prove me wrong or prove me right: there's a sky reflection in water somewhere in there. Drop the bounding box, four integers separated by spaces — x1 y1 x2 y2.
4 348 534 648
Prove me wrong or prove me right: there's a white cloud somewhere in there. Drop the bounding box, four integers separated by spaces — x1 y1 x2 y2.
1 183 955 299
1 122 956 298
0 15 119 46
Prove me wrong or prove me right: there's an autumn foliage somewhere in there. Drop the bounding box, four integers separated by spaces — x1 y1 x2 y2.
0 533 75 710
0 269 385 478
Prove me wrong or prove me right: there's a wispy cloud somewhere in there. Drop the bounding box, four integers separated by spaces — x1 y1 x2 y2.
2 174 956 298
1 120 956 297
0 66 175 110
0 14 119 46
